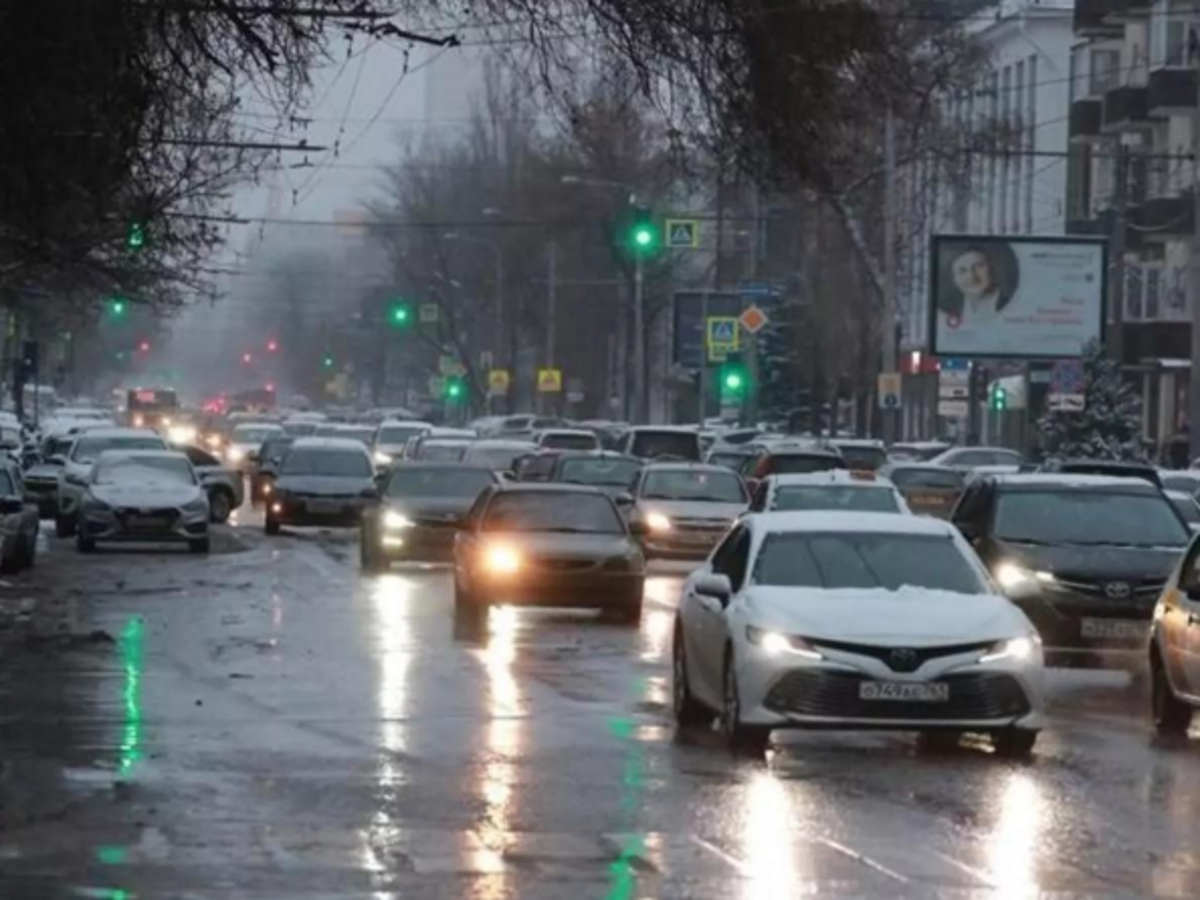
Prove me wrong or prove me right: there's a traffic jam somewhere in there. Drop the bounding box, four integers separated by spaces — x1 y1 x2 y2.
7 394 1200 895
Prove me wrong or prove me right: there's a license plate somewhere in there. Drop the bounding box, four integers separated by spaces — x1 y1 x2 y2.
1081 618 1145 640
859 682 949 703
128 517 170 531
308 500 342 514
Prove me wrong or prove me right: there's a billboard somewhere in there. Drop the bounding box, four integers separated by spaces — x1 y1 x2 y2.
928 235 1106 359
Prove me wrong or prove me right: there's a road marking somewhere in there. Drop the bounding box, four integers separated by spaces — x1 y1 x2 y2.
814 836 910 883
690 835 750 874
932 850 998 887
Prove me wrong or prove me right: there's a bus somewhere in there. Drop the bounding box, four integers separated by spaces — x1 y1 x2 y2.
126 388 179 430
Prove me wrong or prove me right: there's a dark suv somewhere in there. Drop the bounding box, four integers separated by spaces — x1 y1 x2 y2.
951 473 1191 669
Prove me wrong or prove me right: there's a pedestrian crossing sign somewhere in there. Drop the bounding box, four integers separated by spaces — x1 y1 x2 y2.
706 316 740 362
665 219 699 249
537 368 563 393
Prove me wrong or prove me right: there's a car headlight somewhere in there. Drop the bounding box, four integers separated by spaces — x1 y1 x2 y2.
262 482 273 496
745 625 822 660
383 510 414 531
227 446 245 463
374 450 393 466
205 434 223 449
132 414 145 428
645 511 672 532
994 562 1055 591
979 634 1040 664
482 543 522 575
168 425 197 445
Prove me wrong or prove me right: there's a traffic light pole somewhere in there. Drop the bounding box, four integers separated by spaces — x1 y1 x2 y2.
633 255 645 423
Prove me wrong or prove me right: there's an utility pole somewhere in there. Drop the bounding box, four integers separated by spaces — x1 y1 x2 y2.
1110 142 1128 364
698 291 709 428
546 239 558 416
633 255 645 423
882 107 899 443
1190 86 1200 460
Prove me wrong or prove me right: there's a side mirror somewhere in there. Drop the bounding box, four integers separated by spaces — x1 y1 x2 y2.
615 492 635 508
0 497 24 515
500 471 517 482
693 573 733 603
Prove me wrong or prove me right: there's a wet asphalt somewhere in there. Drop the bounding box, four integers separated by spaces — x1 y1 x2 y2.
2 507 1200 899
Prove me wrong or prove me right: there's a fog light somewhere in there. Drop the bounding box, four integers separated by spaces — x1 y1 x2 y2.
382 536 405 548
271 502 282 514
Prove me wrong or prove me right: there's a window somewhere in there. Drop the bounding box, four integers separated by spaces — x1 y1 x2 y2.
556 456 642 487
95 455 195 486
539 432 599 451
1151 0 1194 68
184 447 219 468
0 471 16 496
712 526 752 591
231 425 282 444
993 489 1189 547
280 450 372 478
889 468 963 490
378 425 429 445
771 486 902 514
72 436 165 463
1089 50 1120 95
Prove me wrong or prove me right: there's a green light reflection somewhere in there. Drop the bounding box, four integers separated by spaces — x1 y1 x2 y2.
605 703 648 900
118 617 145 778
96 845 128 865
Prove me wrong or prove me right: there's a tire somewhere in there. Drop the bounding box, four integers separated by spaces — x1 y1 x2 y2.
673 627 712 727
208 488 234 524
0 545 18 575
19 533 35 570
56 514 76 538
1152 655 1193 737
264 515 280 536
189 537 211 554
616 585 643 625
721 654 771 756
454 578 487 623
993 728 1038 759
76 533 96 554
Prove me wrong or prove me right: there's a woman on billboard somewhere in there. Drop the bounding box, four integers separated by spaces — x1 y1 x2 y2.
936 241 1020 332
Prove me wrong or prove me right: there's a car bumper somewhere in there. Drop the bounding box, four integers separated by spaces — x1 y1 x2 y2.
80 508 209 542
1010 588 1158 669
641 530 725 560
377 524 458 560
468 568 643 608
735 644 1044 732
270 498 366 526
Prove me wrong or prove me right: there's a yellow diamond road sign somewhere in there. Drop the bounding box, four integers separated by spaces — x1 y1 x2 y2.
537 368 563 393
488 369 510 395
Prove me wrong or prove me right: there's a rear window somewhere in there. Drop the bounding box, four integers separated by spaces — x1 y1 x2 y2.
72 436 165 463
386 468 494 498
557 457 642 487
232 426 281 443
1163 475 1200 494
378 425 430 445
889 468 963 490
281 449 372 478
833 445 887 471
763 454 846 475
771 486 901 514
483 492 623 534
993 490 1189 548
540 432 599 451
417 442 468 462
628 431 701 461
641 469 746 503
464 445 534 471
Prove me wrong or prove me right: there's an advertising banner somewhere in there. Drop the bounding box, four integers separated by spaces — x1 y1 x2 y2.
929 235 1106 359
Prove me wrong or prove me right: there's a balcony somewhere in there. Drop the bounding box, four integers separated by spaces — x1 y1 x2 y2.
1130 190 1195 242
1102 85 1155 132
1074 0 1122 36
1069 99 1103 142
1148 68 1198 116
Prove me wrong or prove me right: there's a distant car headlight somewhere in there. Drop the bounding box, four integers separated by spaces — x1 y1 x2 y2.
745 625 822 660
645 511 673 532
132 414 145 428
204 434 223 449
374 450 393 466
227 446 245 464
168 425 197 445
483 543 522 575
979 635 1040 664
383 510 415 531
994 562 1055 591
262 482 273 496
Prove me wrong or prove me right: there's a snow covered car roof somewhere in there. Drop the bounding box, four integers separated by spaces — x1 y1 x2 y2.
988 473 1163 491
747 510 954 536
766 471 895 488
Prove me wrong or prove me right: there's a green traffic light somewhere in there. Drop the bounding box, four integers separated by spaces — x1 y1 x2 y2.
127 222 145 250
322 355 334 369
447 381 463 399
633 226 654 247
109 298 127 317
390 304 411 326
724 371 745 391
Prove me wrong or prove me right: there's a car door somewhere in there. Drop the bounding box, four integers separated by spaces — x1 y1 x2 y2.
1169 540 1200 696
455 488 493 587
685 525 752 705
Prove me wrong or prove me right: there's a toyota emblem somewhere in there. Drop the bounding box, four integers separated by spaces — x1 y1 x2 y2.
888 648 920 672
1104 581 1132 600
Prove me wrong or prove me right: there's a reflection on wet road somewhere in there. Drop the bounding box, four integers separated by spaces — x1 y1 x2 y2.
3 524 1200 898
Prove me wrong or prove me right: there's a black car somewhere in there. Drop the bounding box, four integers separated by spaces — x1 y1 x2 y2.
951 473 1191 668
265 438 376 534
252 435 296 502
1039 458 1162 489
453 484 646 626
361 464 498 569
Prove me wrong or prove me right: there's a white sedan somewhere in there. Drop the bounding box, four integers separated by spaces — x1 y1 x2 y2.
673 512 1045 756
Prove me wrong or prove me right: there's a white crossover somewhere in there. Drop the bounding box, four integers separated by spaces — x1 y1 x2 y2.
673 512 1045 756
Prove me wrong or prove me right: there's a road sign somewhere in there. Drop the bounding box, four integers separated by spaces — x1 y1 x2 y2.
419 303 439 324
1050 360 1086 395
706 317 741 362
665 219 699 248
487 369 510 396
672 292 744 368
877 372 902 410
1048 393 1085 412
739 305 769 335
937 399 969 418
537 368 563 393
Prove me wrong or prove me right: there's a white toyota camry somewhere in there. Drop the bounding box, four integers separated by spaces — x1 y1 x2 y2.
673 512 1045 756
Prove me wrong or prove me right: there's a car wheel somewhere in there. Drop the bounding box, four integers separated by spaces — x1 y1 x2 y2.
1152 655 1192 736
208 488 233 524
721 653 770 756
617 583 643 625
189 537 211 554
76 533 96 554
0 545 18 575
20 534 35 570
264 515 280 536
992 729 1038 759
55 514 76 538
673 627 712 727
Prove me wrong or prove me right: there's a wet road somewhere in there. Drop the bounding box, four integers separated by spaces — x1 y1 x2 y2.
4 511 1200 899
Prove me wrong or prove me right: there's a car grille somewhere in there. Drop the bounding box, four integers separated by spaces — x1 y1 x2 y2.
415 515 460 529
673 517 731 532
116 507 179 529
529 558 597 572
807 639 993 673
24 480 55 494
764 671 1030 721
1045 574 1166 601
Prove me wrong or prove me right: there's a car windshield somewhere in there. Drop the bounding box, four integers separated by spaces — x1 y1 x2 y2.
379 425 428 444
629 431 700 461
232 426 280 443
418 442 468 462
754 532 987 594
483 492 623 534
386 468 493 498
772 486 901 513
642 469 745 503
464 446 531 470
766 454 845 475
0 471 15 495
993 490 1190 547
540 433 598 451
834 446 887 471
888 468 963 490
72 436 164 463
557 457 642 487
280 449 372 478
95 456 195 486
